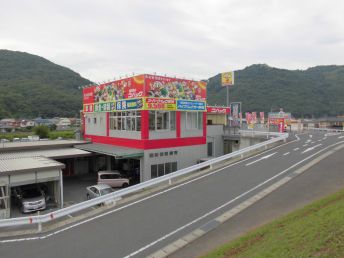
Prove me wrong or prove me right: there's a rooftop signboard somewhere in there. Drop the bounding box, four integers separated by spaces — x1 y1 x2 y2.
83 74 207 112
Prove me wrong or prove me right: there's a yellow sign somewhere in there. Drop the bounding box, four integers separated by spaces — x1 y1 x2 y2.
221 72 234 86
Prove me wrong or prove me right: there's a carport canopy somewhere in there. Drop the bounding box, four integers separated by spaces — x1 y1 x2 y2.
0 148 91 160
75 143 143 159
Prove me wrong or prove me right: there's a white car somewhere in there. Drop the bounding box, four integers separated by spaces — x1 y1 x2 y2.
97 171 130 188
86 184 114 200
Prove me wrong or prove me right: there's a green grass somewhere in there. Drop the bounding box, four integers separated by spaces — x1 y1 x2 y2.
0 130 75 140
202 188 344 258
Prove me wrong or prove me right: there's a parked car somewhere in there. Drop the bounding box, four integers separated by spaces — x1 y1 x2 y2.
12 185 46 213
86 184 115 205
97 171 130 188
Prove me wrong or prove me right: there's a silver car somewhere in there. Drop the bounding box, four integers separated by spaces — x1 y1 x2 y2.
14 186 46 213
86 184 114 200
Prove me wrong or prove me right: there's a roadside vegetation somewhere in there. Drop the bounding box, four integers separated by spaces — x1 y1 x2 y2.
0 127 75 141
202 188 344 258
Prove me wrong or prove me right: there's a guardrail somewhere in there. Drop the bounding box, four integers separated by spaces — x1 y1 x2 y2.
0 131 289 231
239 130 286 138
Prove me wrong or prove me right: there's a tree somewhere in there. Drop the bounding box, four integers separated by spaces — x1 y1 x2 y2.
33 125 50 139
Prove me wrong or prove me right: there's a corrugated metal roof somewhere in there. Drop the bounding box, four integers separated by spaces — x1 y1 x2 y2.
0 139 87 151
0 148 91 160
75 143 143 159
0 156 65 174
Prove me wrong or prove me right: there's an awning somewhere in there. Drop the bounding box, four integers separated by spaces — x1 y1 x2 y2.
0 156 65 175
0 148 91 160
75 143 143 159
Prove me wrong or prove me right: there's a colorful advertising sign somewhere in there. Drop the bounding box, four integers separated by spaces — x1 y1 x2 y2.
221 72 235 86
144 74 206 101
260 112 265 124
82 75 145 104
116 98 144 111
94 102 116 112
176 100 206 111
230 102 241 119
252 112 257 124
206 106 230 114
145 98 176 110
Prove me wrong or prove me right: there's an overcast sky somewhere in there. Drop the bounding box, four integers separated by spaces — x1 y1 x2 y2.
1 0 344 82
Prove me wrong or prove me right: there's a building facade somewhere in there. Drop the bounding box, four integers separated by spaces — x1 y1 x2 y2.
82 74 214 181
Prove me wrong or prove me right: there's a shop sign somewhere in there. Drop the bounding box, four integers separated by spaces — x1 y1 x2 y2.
144 98 176 110
176 100 206 111
116 98 144 111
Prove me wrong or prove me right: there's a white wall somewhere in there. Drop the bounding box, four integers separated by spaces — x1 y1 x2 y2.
180 112 203 138
142 144 207 181
85 113 107 136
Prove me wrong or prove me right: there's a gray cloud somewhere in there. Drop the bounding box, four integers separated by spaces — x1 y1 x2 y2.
1 0 344 81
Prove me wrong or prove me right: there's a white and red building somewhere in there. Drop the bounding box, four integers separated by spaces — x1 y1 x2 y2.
80 74 229 182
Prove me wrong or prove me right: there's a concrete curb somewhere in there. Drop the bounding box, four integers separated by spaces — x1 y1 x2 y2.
146 144 344 258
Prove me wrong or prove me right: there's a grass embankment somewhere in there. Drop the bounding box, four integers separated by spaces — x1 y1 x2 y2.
0 130 75 140
203 188 344 258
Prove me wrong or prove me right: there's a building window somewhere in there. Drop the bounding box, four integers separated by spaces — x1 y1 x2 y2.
87 117 91 124
186 112 203 130
207 142 214 157
149 111 176 131
93 117 97 124
151 162 178 179
109 111 141 131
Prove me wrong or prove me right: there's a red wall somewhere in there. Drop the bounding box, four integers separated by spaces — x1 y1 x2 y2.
87 109 206 150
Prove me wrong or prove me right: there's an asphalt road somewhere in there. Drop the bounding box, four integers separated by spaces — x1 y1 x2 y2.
0 131 343 258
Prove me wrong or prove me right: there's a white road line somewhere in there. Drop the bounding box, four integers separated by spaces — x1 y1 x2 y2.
67 214 73 218
318 140 322 142
339 136 344 139
311 141 315 144
283 152 290 156
303 144 308 147
302 144 322 154
0 134 302 244
245 152 277 166
293 148 300 151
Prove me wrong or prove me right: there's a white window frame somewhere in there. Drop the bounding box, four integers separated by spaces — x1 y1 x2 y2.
185 112 203 130
109 111 141 131
149 111 175 131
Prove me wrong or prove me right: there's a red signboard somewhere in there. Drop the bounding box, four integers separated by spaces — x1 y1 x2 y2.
206 106 230 114
82 75 145 104
83 74 207 105
144 74 206 101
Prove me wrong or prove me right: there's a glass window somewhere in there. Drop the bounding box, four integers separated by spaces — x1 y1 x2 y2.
158 164 165 177
156 111 169 130
109 111 141 131
170 112 176 130
172 162 177 172
207 142 213 157
149 111 156 130
93 117 97 124
186 112 203 130
165 163 172 174
151 165 158 178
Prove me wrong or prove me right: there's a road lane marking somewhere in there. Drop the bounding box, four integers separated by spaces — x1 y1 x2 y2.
339 136 344 139
293 148 299 151
311 141 315 144
283 152 290 156
302 144 322 154
318 140 322 142
303 144 308 147
245 152 277 166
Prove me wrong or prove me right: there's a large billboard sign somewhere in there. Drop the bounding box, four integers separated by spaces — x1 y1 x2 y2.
82 75 145 104
144 74 206 101
83 74 207 113
221 72 235 86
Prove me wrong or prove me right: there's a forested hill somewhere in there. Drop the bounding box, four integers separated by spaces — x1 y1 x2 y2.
207 64 344 118
0 50 91 118
1 50 343 119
